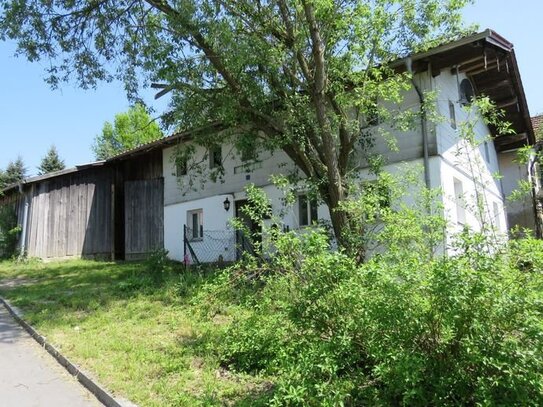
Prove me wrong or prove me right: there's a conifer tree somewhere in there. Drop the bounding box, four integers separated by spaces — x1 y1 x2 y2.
37 145 66 175
0 157 27 188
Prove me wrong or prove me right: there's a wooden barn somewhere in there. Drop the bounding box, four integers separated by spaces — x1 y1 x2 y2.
0 149 164 260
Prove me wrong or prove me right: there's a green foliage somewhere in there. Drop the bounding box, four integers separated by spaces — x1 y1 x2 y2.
193 183 543 406
0 259 271 406
144 248 171 284
92 103 163 160
0 156 27 188
0 0 473 247
0 204 20 258
37 145 65 175
207 229 543 406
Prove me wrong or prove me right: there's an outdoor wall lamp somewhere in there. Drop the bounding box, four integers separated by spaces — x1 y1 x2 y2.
223 197 231 212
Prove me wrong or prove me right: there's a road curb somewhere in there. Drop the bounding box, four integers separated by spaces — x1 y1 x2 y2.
0 296 137 407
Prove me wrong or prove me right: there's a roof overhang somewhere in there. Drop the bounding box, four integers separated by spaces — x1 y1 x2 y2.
106 122 224 162
1 161 106 195
395 29 534 152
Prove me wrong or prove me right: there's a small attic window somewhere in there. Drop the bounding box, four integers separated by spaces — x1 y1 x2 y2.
459 78 475 106
449 100 456 129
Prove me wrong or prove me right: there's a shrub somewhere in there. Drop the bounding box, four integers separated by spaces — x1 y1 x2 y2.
0 204 20 258
145 248 170 283
208 226 543 406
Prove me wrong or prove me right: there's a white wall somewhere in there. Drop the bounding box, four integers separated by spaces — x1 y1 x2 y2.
164 184 335 262
163 141 296 207
498 150 536 232
163 158 441 262
434 69 507 235
164 194 236 262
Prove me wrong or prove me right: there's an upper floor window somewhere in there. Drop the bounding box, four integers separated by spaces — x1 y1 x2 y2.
176 159 187 176
449 100 456 129
298 194 318 226
493 201 501 231
363 180 391 211
240 144 258 162
483 141 490 163
453 178 465 225
459 78 475 106
209 146 222 169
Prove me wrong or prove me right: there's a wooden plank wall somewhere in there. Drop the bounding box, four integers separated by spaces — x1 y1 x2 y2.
124 178 164 260
112 149 163 260
25 168 113 259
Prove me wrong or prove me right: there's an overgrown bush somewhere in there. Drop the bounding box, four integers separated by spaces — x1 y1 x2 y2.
197 185 543 406
145 248 171 283
0 204 20 258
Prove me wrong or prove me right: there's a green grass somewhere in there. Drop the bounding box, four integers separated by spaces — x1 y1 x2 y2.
0 258 270 406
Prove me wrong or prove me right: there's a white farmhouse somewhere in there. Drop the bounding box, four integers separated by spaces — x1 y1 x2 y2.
159 30 536 263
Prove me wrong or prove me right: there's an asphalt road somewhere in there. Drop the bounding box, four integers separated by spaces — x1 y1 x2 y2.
0 305 101 407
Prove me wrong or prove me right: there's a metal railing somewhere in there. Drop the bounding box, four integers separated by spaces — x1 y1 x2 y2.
183 226 240 265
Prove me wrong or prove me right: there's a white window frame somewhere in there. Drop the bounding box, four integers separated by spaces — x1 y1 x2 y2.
298 194 318 227
187 209 203 241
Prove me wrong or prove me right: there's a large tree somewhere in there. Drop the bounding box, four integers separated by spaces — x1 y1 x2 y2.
38 145 65 175
92 103 163 160
0 0 471 251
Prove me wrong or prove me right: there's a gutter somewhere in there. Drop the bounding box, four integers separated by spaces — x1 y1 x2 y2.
406 57 431 189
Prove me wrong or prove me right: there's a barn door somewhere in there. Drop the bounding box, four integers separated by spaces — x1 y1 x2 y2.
124 178 164 260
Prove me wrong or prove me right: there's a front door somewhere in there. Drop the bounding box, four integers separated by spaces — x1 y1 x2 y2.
235 199 261 259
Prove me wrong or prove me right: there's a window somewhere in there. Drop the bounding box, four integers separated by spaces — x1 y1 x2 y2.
453 178 465 225
366 102 381 126
241 145 258 162
176 159 187 176
484 141 490 163
298 194 318 226
449 100 456 129
187 209 203 241
209 146 222 169
363 181 391 210
493 202 501 231
459 78 475 106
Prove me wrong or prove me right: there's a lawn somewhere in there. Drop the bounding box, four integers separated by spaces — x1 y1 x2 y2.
0 258 270 407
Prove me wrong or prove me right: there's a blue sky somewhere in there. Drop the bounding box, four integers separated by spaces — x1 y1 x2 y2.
1 0 541 176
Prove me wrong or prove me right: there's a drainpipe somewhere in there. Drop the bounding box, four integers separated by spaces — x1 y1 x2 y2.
406 57 431 189
529 145 543 238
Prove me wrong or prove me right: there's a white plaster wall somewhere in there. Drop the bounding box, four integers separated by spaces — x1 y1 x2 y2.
354 71 437 166
440 159 507 235
163 184 333 262
498 150 536 231
163 158 440 262
434 69 507 235
163 141 296 207
164 194 236 262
